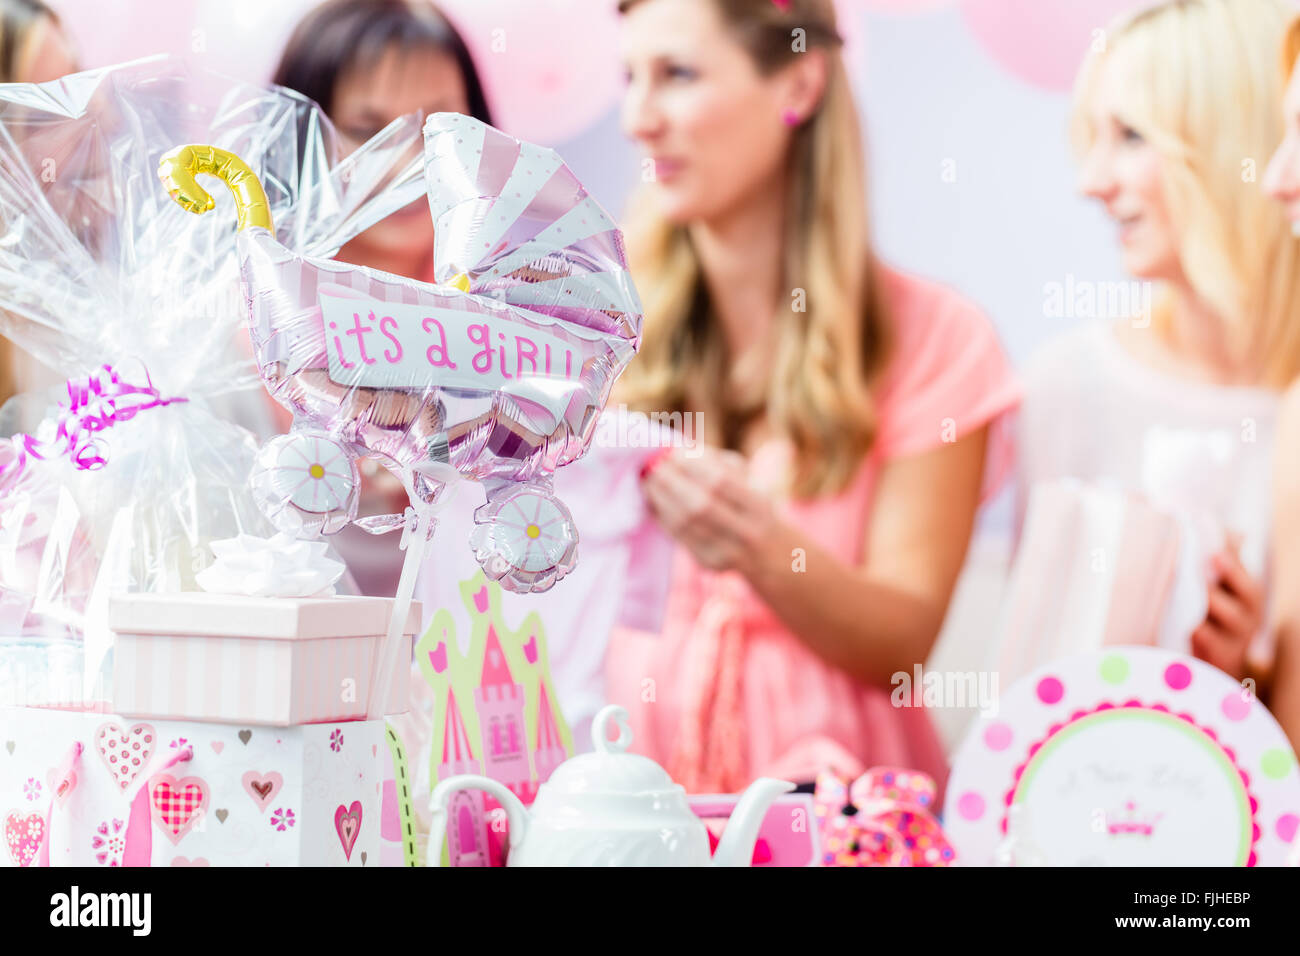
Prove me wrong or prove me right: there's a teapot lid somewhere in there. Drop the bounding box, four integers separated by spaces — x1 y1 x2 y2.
544 705 679 796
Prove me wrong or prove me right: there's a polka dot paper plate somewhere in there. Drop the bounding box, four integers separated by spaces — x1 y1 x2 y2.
944 646 1300 866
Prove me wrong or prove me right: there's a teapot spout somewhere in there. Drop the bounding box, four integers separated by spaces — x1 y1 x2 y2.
712 777 795 867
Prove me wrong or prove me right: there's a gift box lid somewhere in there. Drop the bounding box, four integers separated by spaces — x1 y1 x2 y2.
108 593 422 640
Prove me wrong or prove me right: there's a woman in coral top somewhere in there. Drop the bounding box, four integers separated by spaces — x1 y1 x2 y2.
605 0 1019 795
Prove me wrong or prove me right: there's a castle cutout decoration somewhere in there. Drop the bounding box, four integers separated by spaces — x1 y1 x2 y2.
416 572 572 866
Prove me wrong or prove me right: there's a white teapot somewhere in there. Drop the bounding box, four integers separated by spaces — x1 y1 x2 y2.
428 705 794 866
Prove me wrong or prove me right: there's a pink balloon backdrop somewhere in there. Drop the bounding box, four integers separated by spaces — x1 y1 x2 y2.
43 0 1180 146
840 0 1152 93
847 0 955 11
49 0 199 68
49 0 312 83
438 0 624 144
959 0 1150 91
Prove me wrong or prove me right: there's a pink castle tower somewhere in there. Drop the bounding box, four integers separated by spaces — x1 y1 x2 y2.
439 688 489 867
474 624 533 865
517 682 567 804
474 624 533 797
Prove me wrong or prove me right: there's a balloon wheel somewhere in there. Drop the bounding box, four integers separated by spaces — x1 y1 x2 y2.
471 490 577 593
255 431 359 535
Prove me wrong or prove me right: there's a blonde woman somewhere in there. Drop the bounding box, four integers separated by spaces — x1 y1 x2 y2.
0 0 76 417
1018 0 1300 682
1261 14 1300 755
605 0 1020 794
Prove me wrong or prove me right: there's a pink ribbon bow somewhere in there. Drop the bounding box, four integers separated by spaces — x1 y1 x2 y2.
0 363 186 489
813 766 956 867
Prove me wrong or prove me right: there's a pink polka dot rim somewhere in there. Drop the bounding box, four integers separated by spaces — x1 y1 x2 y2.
984 722 1013 752
1036 676 1064 705
1221 692 1251 722
1277 813 1300 843
947 647 1300 866
956 791 985 822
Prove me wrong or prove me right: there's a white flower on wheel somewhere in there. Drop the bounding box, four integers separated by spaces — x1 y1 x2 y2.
251 431 359 536
470 488 577 593
269 433 355 514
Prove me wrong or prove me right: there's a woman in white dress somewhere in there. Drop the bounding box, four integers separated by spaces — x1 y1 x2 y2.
1015 0 1300 683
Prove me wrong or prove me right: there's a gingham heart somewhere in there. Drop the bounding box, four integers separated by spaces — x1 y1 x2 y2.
4 810 44 867
96 722 156 793
150 775 209 846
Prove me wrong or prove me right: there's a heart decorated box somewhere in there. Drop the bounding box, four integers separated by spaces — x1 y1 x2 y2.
108 593 420 726
0 706 406 867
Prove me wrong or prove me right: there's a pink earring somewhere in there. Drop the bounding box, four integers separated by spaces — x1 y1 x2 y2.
782 108 801 127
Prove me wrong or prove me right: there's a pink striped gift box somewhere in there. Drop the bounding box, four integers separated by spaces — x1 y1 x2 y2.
107 594 421 726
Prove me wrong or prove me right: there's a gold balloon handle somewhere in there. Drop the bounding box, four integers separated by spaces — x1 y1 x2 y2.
158 144 273 233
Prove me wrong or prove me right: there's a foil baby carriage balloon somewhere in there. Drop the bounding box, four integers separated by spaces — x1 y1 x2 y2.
158 114 643 593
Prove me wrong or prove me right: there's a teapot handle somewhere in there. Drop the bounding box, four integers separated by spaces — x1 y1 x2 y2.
427 775 530 866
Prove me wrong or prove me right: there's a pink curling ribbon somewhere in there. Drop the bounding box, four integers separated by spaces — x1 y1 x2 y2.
0 364 186 486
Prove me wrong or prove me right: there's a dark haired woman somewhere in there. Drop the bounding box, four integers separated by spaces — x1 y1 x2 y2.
273 0 491 284
272 0 493 594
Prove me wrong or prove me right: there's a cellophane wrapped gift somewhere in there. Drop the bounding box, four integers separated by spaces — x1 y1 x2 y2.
0 56 429 709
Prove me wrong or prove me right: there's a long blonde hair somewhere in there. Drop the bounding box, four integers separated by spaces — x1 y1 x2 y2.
1282 11 1300 76
614 0 888 498
1072 0 1300 387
